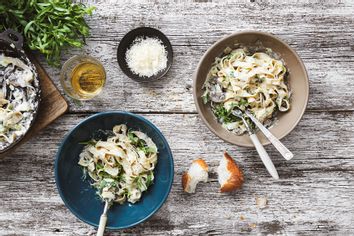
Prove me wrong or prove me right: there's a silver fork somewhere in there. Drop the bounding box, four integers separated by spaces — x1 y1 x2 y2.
232 109 279 179
97 200 110 236
245 110 294 161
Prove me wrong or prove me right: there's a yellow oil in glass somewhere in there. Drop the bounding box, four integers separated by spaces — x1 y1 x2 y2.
70 62 106 99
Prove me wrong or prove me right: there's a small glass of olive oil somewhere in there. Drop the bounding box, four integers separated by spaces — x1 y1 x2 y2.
60 55 106 100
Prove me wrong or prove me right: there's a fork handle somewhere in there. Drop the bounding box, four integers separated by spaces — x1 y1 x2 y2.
262 130 293 160
96 214 107 236
96 200 109 236
249 133 279 179
246 112 294 160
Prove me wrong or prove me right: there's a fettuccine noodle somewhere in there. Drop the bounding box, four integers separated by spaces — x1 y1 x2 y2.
202 47 290 135
78 124 158 204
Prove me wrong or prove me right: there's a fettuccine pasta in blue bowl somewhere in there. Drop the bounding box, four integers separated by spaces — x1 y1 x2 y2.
55 111 174 229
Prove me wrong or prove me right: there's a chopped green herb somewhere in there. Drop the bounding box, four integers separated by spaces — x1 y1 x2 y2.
201 91 209 104
239 98 248 106
145 171 154 188
213 104 240 123
139 146 157 155
96 162 104 170
136 176 147 191
79 140 97 146
128 131 139 143
128 131 156 155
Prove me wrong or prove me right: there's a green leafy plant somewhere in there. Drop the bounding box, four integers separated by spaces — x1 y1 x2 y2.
0 0 95 66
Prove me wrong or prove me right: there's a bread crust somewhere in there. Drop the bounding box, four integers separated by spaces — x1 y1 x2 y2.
182 172 191 191
182 158 209 193
220 152 244 192
192 159 208 171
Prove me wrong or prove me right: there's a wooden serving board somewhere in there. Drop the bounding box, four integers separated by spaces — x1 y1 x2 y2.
0 53 69 158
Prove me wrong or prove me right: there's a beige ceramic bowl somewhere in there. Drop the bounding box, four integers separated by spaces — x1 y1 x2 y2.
193 31 309 147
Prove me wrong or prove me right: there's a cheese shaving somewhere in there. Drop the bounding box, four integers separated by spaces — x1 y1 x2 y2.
125 37 167 77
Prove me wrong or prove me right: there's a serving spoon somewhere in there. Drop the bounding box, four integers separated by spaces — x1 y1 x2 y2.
232 109 279 179
97 200 110 236
244 110 294 161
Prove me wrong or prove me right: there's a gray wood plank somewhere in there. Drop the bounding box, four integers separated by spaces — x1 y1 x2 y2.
2 0 354 235
37 0 354 113
1 111 353 235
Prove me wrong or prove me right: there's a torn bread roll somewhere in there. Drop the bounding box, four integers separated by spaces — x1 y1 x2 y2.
217 152 244 192
182 159 208 193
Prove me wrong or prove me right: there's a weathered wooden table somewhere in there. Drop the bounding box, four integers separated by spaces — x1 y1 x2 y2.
1 0 354 235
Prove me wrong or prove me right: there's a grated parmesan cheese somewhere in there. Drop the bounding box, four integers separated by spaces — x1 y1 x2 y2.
125 37 167 77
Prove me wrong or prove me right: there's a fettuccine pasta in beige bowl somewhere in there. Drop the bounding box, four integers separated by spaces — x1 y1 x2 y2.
193 31 309 147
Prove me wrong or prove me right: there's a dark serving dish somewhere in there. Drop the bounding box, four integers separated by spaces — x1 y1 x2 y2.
55 111 174 229
0 29 41 153
117 27 173 82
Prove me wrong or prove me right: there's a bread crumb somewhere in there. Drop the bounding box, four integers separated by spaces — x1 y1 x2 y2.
240 215 245 221
256 196 268 209
249 223 257 228
148 90 157 96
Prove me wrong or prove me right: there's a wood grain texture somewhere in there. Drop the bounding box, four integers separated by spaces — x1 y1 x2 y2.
1 0 354 235
39 0 354 113
1 112 354 235
0 54 68 158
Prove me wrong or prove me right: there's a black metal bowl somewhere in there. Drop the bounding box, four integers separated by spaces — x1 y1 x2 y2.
0 29 41 154
117 27 173 82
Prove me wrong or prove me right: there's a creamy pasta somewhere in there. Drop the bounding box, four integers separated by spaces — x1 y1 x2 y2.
78 124 158 204
202 47 290 135
0 54 39 150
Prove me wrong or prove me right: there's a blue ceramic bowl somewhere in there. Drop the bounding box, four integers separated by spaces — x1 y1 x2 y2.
55 111 174 229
